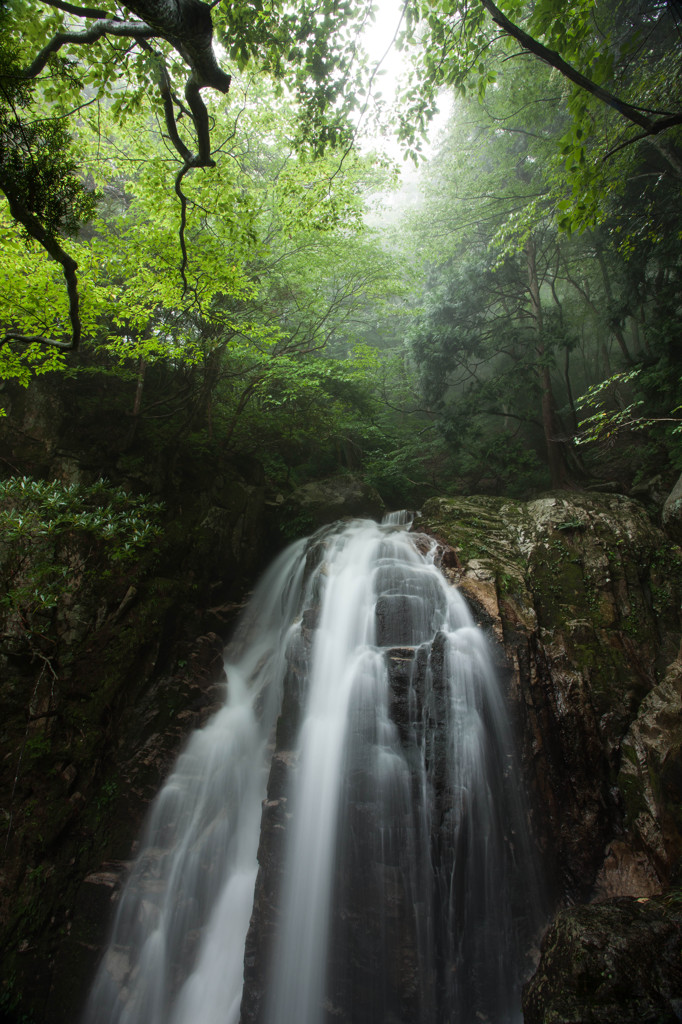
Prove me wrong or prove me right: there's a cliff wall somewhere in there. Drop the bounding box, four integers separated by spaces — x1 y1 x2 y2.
419 493 682 1022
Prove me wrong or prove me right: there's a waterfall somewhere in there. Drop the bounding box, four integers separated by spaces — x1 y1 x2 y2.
83 516 543 1024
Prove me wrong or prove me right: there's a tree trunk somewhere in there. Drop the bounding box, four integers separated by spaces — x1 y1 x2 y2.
132 357 146 417
563 347 579 434
526 238 569 488
223 376 262 447
596 245 632 364
123 355 147 450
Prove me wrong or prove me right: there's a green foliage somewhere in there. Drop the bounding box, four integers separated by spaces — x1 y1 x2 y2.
0 477 163 643
0 0 380 381
216 0 373 154
398 0 682 232
0 969 35 1024
23 733 51 765
0 20 96 236
1 0 680 505
0 333 66 393
388 10 682 494
576 370 682 446
362 430 453 506
94 777 119 816
0 476 163 551
0 64 394 392
218 347 380 485
401 223 553 492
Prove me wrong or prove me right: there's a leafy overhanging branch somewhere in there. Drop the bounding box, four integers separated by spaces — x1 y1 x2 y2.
21 19 158 79
1 29 93 353
3 0 374 356
1 191 80 350
479 0 682 138
575 370 682 446
3 0 234 352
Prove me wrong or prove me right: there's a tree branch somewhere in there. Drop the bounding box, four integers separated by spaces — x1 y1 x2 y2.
40 0 113 19
174 161 192 294
1 193 81 350
184 73 217 166
123 0 231 92
156 56 193 162
1 331 76 350
22 21 158 80
479 0 681 135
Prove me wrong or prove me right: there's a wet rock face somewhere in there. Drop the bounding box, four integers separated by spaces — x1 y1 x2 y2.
662 471 682 547
419 492 682 1023
618 653 682 882
0 377 268 1024
522 898 682 1024
279 474 384 536
419 492 682 898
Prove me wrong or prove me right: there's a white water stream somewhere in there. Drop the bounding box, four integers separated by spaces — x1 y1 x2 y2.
83 515 542 1024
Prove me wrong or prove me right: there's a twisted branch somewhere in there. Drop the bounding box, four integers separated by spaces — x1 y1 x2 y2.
1 192 81 350
4 0 233 353
22 20 158 79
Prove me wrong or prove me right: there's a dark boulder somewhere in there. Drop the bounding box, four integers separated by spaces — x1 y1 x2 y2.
279 474 384 535
523 898 682 1024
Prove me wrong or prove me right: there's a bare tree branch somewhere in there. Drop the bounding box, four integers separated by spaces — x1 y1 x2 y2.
40 0 113 19
156 56 193 162
184 73 217 165
174 161 193 294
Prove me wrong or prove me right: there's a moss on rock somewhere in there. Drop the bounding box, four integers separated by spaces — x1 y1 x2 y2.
419 491 682 897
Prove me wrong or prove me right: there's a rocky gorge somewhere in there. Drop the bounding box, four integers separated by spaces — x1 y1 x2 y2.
1 378 681 1023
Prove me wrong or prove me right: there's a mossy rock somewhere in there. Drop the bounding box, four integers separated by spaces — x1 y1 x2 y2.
523 897 682 1024
418 491 682 896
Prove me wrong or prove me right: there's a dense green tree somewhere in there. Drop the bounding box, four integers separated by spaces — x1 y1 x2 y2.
396 28 682 493
0 65 389 384
0 0 375 353
0 17 96 356
0 70 410 487
2 0 681 503
397 59 572 489
398 0 682 230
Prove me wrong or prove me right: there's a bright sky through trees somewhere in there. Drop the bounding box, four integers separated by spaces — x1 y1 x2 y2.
359 0 450 212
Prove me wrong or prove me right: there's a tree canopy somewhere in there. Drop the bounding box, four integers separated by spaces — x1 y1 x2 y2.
1 0 681 506
0 0 375 350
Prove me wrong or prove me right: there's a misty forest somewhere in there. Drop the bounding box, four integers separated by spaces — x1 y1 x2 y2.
1 2 682 1023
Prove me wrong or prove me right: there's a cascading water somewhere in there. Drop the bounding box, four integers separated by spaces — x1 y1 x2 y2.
83 515 544 1024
